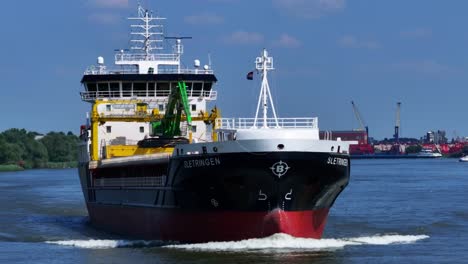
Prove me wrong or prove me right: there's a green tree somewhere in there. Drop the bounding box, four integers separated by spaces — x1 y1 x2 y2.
0 128 48 168
0 129 79 168
39 132 79 162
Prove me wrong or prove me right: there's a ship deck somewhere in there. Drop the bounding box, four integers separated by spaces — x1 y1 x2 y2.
89 152 172 169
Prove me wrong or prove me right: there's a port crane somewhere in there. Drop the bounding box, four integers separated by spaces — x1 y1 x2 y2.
351 101 369 144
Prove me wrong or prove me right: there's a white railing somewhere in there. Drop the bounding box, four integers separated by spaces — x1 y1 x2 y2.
216 117 318 129
80 90 217 101
84 66 214 75
115 53 178 62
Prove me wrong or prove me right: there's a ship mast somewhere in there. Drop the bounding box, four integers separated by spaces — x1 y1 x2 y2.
253 49 279 128
128 4 165 59
115 3 181 74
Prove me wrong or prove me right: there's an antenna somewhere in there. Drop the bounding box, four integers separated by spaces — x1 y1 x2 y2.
208 53 212 69
165 37 192 73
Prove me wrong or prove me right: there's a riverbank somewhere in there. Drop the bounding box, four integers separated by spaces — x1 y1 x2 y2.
0 165 24 172
0 162 77 172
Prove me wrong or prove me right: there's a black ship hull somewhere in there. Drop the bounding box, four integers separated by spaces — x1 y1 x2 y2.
80 151 350 242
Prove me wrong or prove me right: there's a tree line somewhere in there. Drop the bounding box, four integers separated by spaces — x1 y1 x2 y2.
0 128 80 169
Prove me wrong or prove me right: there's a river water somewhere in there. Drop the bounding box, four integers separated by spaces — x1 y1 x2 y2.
0 159 466 263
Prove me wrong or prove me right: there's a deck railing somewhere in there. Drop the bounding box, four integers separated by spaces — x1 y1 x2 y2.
216 117 318 129
115 53 178 63
80 90 217 101
84 66 214 75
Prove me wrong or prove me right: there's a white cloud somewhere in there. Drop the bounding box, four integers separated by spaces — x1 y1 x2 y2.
184 14 224 25
338 35 380 49
273 34 302 48
400 28 432 38
223 31 264 45
88 13 120 24
89 0 128 9
273 0 346 19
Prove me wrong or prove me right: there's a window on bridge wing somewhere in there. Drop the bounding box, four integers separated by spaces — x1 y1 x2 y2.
193 82 203 96
87 83 97 92
204 82 212 91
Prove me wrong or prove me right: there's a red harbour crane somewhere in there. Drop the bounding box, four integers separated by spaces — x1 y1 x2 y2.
351 101 369 144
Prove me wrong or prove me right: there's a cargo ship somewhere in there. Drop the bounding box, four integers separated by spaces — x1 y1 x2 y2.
77 4 351 242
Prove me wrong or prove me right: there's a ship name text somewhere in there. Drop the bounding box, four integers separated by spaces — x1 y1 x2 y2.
184 157 221 168
327 157 348 167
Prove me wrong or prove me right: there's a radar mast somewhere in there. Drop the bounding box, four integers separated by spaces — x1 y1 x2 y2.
253 49 279 128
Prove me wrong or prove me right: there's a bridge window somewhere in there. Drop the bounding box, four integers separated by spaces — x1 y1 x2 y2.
133 82 146 97
191 104 196 111
122 82 132 97
87 83 97 92
106 126 112 133
140 126 145 133
170 82 178 92
192 125 197 132
204 82 213 91
192 83 203 96
110 82 120 97
156 82 169 96
98 83 109 97
148 82 155 96
98 83 109 91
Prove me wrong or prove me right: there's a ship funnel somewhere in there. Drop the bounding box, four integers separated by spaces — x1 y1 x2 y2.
97 56 104 65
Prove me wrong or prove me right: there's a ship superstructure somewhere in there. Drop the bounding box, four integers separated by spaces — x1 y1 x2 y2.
80 4 217 163
77 4 350 243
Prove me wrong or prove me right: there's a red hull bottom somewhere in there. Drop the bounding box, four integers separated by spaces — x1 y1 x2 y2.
87 203 330 243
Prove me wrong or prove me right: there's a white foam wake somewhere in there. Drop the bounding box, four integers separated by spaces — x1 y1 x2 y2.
166 233 429 251
45 233 429 250
45 239 160 249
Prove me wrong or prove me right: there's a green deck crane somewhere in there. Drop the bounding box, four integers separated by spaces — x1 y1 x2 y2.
151 81 192 138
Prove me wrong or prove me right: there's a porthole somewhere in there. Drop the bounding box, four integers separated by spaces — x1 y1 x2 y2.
277 144 284 150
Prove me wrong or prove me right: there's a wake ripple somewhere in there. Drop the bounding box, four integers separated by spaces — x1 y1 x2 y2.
167 233 429 251
46 233 429 250
45 239 164 249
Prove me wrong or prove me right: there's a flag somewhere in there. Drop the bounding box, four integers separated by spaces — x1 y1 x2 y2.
246 71 254 80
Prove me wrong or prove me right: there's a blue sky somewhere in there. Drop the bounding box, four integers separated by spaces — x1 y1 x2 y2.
1 0 467 140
